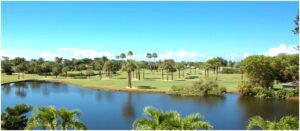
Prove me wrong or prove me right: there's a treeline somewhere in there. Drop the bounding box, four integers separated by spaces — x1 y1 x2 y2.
1 52 234 81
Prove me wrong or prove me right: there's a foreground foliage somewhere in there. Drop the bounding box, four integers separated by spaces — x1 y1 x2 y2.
168 80 226 96
1 104 33 130
25 106 86 130
247 115 299 130
133 106 212 130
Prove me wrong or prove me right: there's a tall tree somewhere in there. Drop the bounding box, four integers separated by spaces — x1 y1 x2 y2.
146 53 152 72
62 67 70 78
240 55 275 89
120 53 126 61
122 60 137 88
127 51 133 59
94 60 104 80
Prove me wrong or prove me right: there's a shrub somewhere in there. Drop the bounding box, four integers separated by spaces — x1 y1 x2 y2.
238 82 254 96
72 76 87 79
168 80 226 96
221 67 240 74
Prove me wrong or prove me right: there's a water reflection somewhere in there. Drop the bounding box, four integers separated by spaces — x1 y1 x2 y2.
1 81 298 130
122 93 135 119
13 82 28 98
237 96 299 121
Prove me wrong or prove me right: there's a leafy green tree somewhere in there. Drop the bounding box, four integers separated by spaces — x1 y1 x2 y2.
175 62 185 79
41 62 52 78
206 57 227 80
120 53 126 61
52 64 62 78
78 64 86 76
1 57 13 75
127 51 133 59
293 13 299 34
103 61 114 79
26 106 86 130
133 106 212 130
247 115 298 130
164 59 175 80
122 60 137 88
240 55 275 89
146 53 152 71
1 104 33 130
85 69 94 79
62 66 70 78
94 60 104 80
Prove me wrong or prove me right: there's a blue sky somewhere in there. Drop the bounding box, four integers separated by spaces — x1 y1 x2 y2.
1 1 299 61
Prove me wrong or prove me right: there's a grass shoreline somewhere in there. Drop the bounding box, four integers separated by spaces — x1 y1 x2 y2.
1 78 240 94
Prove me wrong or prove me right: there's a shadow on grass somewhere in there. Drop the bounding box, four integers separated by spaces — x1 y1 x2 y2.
137 85 157 89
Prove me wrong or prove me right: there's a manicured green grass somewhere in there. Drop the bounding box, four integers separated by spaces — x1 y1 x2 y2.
1 69 246 92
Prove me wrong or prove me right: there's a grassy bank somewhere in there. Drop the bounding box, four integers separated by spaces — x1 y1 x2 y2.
2 69 247 93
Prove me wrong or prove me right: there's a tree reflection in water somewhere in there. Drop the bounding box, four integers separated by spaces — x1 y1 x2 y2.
2 84 11 95
122 93 135 119
13 82 28 98
237 95 299 122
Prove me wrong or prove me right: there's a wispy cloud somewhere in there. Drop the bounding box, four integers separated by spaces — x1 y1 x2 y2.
58 48 113 58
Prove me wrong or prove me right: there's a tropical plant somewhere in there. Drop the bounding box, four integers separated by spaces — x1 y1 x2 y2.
247 115 298 130
133 106 212 130
26 106 86 130
1 104 33 130
122 60 137 88
127 51 133 59
62 66 70 78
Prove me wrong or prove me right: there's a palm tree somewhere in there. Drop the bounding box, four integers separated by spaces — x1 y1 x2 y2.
26 106 86 130
171 113 213 130
175 62 185 79
247 115 298 130
94 60 104 80
1 104 33 130
122 60 137 88
120 53 126 61
146 53 152 71
115 55 120 60
58 108 86 130
133 106 212 130
62 67 70 78
127 51 133 59
26 106 59 130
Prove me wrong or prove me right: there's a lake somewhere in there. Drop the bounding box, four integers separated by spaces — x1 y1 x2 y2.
1 81 299 129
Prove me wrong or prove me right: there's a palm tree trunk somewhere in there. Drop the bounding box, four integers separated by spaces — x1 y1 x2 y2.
162 69 164 80
132 70 135 79
99 70 102 80
18 72 20 79
65 72 68 78
143 69 145 79
167 70 169 80
178 69 180 79
215 68 218 81
128 72 132 88
138 70 141 80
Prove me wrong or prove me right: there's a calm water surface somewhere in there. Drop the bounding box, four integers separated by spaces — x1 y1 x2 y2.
1 81 299 129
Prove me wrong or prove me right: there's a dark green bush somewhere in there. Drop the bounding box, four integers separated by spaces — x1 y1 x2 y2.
221 67 240 74
168 80 226 96
72 76 87 79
